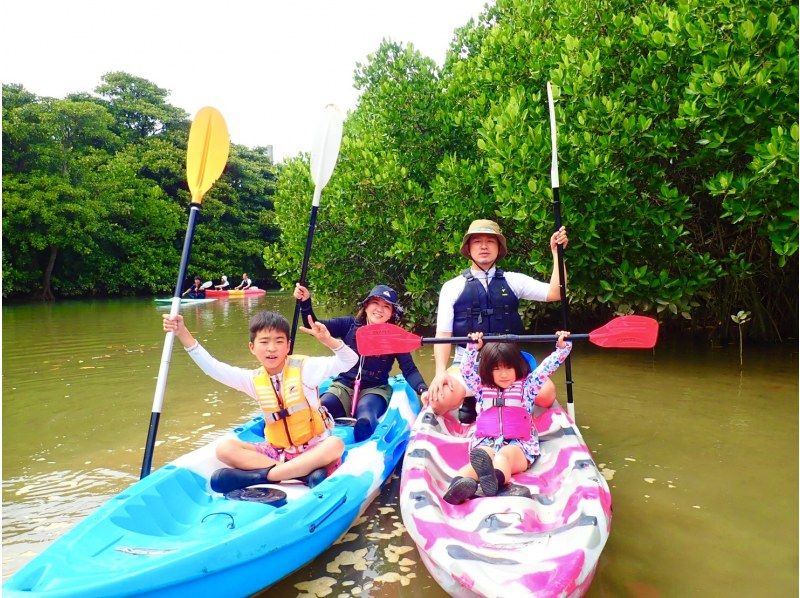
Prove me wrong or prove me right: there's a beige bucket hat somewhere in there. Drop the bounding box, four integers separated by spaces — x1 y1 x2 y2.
460 219 508 258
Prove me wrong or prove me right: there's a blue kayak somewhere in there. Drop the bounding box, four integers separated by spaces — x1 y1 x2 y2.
4 376 421 597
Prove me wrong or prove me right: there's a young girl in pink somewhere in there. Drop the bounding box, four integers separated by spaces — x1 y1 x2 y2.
443 330 572 504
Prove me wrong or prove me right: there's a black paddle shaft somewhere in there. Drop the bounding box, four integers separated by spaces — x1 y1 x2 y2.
171 204 201 298
289 205 319 353
422 333 589 345
552 187 575 408
140 412 162 478
141 203 201 479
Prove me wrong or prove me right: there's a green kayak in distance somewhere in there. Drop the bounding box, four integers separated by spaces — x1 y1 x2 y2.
153 297 216 306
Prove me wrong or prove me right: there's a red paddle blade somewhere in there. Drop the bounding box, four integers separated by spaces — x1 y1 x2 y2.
356 323 422 356
588 315 659 348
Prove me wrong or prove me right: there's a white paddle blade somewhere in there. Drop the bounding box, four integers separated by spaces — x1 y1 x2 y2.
309 104 344 205
546 82 560 189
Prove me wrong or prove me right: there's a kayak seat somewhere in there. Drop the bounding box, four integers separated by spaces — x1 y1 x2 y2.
108 468 280 538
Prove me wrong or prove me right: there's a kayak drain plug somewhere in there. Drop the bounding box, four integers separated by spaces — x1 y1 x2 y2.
201 512 235 529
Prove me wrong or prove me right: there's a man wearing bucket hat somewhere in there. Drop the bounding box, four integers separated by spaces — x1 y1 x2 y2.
294 283 428 442
424 219 568 422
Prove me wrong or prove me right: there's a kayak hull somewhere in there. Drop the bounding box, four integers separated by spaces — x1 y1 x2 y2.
400 403 611 598
4 376 420 597
204 288 266 298
153 298 216 305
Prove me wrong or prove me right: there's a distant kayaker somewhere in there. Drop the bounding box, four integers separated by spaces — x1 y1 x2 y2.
214 275 230 290
182 276 206 299
162 310 358 491
294 283 428 442
234 273 252 290
443 330 572 504
423 219 568 422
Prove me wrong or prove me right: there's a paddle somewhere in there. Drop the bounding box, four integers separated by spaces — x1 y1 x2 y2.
547 82 576 420
355 316 659 357
288 104 345 353
141 107 230 479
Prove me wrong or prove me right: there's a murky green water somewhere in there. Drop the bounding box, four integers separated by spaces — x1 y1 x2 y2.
3 294 797 596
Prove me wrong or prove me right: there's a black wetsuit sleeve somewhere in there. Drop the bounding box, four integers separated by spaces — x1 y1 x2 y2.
299 298 318 324
397 352 428 395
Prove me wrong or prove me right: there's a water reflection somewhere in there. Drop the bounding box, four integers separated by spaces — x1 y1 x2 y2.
260 474 447 598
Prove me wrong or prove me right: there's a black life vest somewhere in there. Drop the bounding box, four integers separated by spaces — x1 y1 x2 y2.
452 268 523 339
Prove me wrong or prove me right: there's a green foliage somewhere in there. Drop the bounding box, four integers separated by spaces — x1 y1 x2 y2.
2 73 278 300
268 0 797 339
194 144 278 287
266 41 451 325
95 72 189 141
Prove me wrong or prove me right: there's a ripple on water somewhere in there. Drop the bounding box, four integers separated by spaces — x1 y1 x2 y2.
2 467 135 579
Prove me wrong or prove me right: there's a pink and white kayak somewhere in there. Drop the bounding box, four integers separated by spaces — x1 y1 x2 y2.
400 402 611 597
205 288 266 298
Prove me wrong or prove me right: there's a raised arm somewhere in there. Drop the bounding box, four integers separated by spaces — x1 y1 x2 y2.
163 314 197 348
294 284 319 323
522 334 572 404
546 226 569 301
459 341 482 395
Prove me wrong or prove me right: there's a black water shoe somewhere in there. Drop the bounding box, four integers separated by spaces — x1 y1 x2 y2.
296 467 328 488
353 418 373 442
443 476 479 505
210 466 274 493
458 395 477 424
470 448 499 497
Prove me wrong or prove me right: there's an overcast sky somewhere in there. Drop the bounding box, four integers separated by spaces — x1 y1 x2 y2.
2 0 490 162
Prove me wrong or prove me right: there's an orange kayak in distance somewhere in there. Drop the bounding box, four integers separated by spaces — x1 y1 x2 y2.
205 288 266 298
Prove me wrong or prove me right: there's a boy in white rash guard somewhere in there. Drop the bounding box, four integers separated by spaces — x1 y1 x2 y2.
162 310 358 490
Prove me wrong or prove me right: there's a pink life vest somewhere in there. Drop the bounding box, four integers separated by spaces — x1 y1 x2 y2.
474 381 532 441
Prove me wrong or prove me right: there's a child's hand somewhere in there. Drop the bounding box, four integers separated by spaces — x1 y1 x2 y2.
162 313 196 348
300 315 341 350
550 226 569 253
162 313 185 334
555 330 571 348
293 284 310 301
468 331 484 350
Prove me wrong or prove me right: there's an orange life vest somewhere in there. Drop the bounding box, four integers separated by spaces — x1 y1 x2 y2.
253 355 327 449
